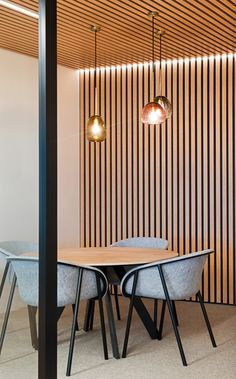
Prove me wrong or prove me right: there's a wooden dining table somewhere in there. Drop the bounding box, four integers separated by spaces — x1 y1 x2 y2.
57 246 178 359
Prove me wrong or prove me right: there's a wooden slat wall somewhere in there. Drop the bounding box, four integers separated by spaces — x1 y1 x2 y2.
80 53 236 305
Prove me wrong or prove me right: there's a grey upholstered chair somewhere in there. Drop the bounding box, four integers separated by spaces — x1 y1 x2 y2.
0 241 38 353
3 257 108 376
109 237 169 323
121 249 217 366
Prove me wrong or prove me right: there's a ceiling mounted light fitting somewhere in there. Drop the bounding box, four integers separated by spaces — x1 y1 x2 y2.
141 11 166 125
154 29 172 120
86 25 106 142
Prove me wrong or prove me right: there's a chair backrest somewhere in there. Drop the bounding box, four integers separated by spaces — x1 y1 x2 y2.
121 250 213 301
7 257 108 307
0 241 38 257
111 237 168 250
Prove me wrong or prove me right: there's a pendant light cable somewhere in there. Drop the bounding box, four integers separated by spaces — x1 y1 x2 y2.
141 11 167 125
91 25 100 114
94 28 97 89
152 14 155 94
159 32 162 94
86 25 106 142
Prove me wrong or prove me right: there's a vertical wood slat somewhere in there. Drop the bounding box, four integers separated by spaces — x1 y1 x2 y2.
90 71 95 247
132 64 138 238
202 56 209 301
100 68 106 247
111 68 117 244
85 70 90 247
228 55 234 305
80 71 85 246
138 64 144 237
116 67 122 243
209 56 216 303
79 53 236 305
95 68 101 247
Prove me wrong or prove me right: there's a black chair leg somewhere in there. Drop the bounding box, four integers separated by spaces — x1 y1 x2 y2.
122 297 134 358
66 269 83 377
27 305 38 350
0 261 10 299
153 299 158 329
197 291 217 348
0 275 17 355
72 304 79 331
122 271 139 358
172 301 179 326
83 299 93 332
158 266 187 366
89 300 95 331
96 276 108 360
159 300 166 340
114 285 121 320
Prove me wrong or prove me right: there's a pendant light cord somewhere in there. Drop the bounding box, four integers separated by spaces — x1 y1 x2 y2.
94 29 98 114
152 15 156 97
94 29 97 89
159 32 162 94
152 15 154 72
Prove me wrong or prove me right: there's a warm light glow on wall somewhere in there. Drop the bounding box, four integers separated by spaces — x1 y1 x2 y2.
78 52 236 74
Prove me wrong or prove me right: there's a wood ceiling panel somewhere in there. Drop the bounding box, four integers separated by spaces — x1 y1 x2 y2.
0 0 235 69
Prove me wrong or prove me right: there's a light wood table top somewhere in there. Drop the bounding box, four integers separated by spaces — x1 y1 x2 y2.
57 247 177 267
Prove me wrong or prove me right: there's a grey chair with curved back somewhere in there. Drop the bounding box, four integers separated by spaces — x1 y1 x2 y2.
0 241 38 353
109 237 169 324
4 257 108 376
0 240 38 293
121 249 217 366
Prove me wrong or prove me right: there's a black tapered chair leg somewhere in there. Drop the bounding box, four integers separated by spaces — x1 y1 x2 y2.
114 285 121 321
122 297 135 358
172 301 179 326
83 299 93 332
158 266 187 366
122 271 139 358
166 298 187 366
27 305 38 350
66 269 83 377
153 299 158 329
0 275 17 355
197 291 217 348
96 276 108 360
72 304 79 331
159 300 166 340
0 261 10 299
89 300 95 331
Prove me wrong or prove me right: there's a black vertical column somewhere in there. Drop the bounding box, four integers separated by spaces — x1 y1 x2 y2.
38 1 57 379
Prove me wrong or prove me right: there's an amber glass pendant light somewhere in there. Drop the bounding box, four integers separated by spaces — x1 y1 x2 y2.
86 25 106 142
141 11 166 125
154 30 172 120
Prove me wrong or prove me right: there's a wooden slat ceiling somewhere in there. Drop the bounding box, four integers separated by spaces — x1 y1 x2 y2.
0 0 235 69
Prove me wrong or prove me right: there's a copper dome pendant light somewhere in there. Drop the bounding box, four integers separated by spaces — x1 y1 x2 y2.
86 25 106 142
141 11 166 125
154 29 172 120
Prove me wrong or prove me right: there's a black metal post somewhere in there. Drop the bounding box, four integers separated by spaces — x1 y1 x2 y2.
38 1 57 379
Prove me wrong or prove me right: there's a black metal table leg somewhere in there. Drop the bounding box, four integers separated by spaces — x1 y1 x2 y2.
114 266 159 340
83 299 93 332
133 297 159 339
105 291 120 359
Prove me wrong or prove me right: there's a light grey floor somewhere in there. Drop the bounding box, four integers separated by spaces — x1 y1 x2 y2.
0 285 236 379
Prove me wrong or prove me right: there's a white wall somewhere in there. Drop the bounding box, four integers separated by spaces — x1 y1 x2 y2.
0 48 79 248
